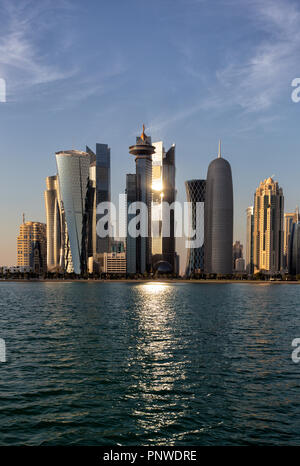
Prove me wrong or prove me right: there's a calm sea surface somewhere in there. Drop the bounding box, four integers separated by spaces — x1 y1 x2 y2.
0 281 299 445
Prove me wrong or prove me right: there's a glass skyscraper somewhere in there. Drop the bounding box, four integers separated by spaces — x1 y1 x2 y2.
56 150 91 275
87 143 111 255
185 179 206 277
152 141 176 271
289 218 300 275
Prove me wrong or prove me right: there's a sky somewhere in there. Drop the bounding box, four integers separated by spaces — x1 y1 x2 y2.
0 0 300 269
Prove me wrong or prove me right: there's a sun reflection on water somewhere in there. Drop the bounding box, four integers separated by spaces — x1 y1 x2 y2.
127 281 188 439
138 282 170 294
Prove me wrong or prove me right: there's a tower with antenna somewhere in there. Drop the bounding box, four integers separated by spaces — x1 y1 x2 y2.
128 124 155 274
204 141 233 274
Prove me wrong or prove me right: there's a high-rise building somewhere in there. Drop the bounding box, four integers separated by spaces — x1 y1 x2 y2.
246 206 254 274
17 220 47 273
152 141 176 271
288 217 300 276
86 143 111 255
253 177 284 274
128 125 155 274
204 142 233 275
56 150 91 275
126 174 137 275
44 176 62 272
46 143 111 275
185 179 206 277
284 209 299 270
233 241 243 270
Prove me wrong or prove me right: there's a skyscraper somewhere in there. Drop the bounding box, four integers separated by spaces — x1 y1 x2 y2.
288 215 300 276
232 241 243 270
17 220 47 273
253 177 284 274
204 142 233 275
152 141 176 271
128 125 155 274
185 179 206 277
56 150 91 275
246 206 254 274
44 176 61 272
126 173 137 275
86 143 111 256
284 209 299 270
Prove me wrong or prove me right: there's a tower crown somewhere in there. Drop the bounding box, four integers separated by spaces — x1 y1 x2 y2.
129 125 155 158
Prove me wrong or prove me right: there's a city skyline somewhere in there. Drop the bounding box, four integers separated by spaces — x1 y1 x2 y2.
1 133 300 275
1 0 300 268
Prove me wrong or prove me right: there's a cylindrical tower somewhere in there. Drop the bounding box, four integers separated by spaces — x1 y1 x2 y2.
204 142 233 275
129 125 155 273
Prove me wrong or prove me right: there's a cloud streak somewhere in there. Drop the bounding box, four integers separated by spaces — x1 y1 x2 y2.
150 0 300 135
0 0 77 97
216 0 300 112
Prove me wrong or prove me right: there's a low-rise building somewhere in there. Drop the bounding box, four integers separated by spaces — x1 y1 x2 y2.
103 252 126 275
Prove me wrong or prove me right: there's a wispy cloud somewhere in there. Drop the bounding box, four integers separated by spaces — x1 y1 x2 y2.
0 0 126 106
0 0 77 98
150 0 300 135
216 0 300 112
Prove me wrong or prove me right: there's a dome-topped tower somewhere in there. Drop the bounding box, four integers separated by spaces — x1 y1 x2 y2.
204 142 233 275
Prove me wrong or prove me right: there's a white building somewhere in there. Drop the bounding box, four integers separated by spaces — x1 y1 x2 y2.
1 266 33 274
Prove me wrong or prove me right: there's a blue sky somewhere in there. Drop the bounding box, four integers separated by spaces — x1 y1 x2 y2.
0 0 300 267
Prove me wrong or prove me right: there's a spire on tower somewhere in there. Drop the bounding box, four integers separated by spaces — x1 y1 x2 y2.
141 124 147 141
218 140 221 158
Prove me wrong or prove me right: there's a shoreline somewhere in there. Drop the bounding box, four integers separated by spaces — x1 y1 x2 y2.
1 279 300 284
